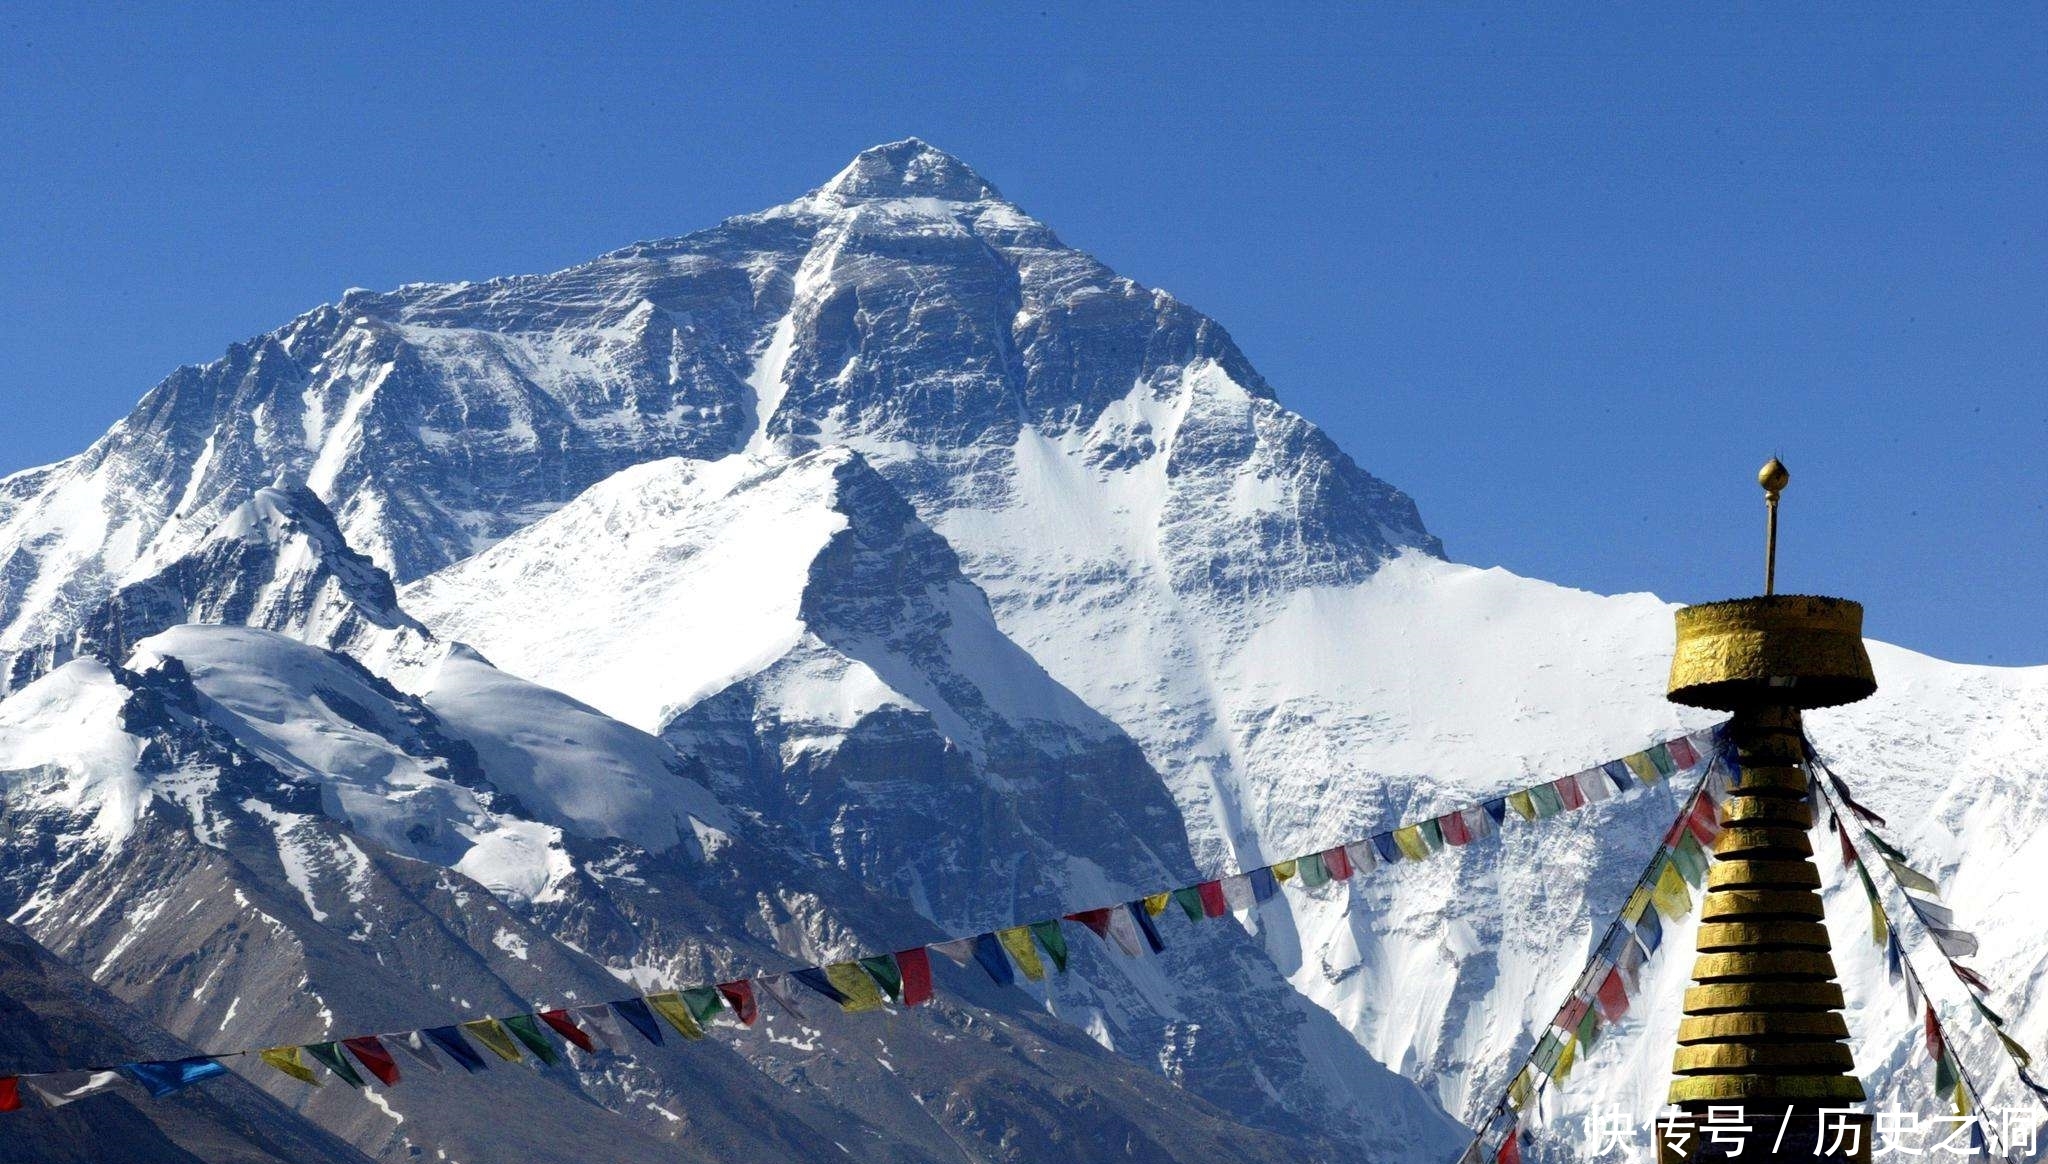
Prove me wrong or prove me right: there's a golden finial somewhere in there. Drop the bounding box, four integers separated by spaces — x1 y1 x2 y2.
1759 457 1788 595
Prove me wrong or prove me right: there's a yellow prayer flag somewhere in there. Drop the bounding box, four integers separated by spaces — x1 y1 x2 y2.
825 962 886 1012
260 1046 320 1085
996 927 1046 981
1621 886 1651 925
1508 1066 1533 1110
1271 859 1298 882
1508 790 1537 820
1553 1034 1578 1083
1142 892 1171 916
646 992 706 1039
1652 860 1692 920
1624 752 1661 784
1394 825 1430 861
461 1018 527 1061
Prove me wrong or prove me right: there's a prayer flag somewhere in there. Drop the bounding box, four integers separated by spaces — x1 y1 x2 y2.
1554 776 1586 812
1620 885 1650 925
1418 818 1445 851
1028 921 1070 970
996 927 1046 980
1394 825 1430 861
1105 906 1146 956
1323 844 1353 880
1067 908 1114 938
1142 892 1171 916
1686 797 1722 846
1532 1030 1565 1074
1652 859 1692 920
1554 995 1589 1032
1575 1008 1601 1052
1935 1048 1959 1097
1373 833 1403 864
1951 962 1991 995
1666 736 1700 770
1635 906 1662 954
896 949 933 1007
307 1042 369 1086
1250 866 1280 901
647 991 708 1038
0 1077 15 1113
461 1019 528 1062
1527 783 1564 818
1577 768 1613 803
1649 743 1678 778
790 969 849 1008
1220 874 1256 912
1498 1129 1524 1164
611 998 667 1045
396 1030 448 1071
1507 1066 1534 1110
717 979 760 1025
1553 1034 1578 1083
123 1056 227 1098
825 962 886 1011
757 974 808 1021
27 1070 128 1108
1926 926 1979 959
681 985 728 1024
1615 934 1648 992
1297 852 1330 888
1195 880 1229 917
931 937 979 966
1624 752 1660 784
1461 806 1497 842
1671 832 1708 887
1439 810 1472 847
1601 760 1634 791
541 1009 598 1053
1171 886 1205 920
261 1046 321 1085
1483 798 1510 826
1595 968 1630 1023
1883 857 1941 895
1272 859 1298 882
1508 790 1537 820
501 1014 560 1064
1998 1032 2033 1069
424 1025 491 1070
1925 1005 1945 1062
342 1037 401 1086
1126 902 1166 953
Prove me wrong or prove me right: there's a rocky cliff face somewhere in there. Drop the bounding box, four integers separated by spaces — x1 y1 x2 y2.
0 140 2040 1163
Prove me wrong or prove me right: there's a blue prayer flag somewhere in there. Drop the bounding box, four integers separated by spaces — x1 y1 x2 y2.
423 1026 490 1071
122 1056 226 1098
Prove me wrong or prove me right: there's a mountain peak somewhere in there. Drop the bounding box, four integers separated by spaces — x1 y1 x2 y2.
818 138 1000 204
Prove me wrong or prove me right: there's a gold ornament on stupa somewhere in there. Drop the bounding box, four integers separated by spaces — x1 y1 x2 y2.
1659 459 1875 1162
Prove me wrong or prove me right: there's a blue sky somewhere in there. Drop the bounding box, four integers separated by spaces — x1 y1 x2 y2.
3 6 2043 663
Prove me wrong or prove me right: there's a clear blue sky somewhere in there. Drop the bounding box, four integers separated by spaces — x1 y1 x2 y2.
4 6 2043 664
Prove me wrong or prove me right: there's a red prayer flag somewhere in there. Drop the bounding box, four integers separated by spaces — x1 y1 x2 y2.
896 948 933 1007
1197 880 1228 918
540 1009 598 1052
342 1036 401 1087
1555 776 1587 811
1595 969 1630 1023
716 980 759 1026
1925 1005 1945 1061
1322 845 1352 880
1497 1129 1522 1164
1687 797 1721 846
1065 908 1114 938
1951 962 1991 993
1835 820 1858 869
0 1076 18 1113
1666 736 1699 770
1440 811 1472 847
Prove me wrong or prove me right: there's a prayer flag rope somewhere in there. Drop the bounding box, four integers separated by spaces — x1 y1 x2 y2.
1456 729 1735 1164
1805 741 2048 1130
0 728 1720 1112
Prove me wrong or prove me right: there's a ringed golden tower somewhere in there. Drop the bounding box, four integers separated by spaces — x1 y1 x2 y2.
1659 459 1875 1162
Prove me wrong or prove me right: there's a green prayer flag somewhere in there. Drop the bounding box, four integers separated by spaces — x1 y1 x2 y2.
1648 743 1678 778
858 954 904 999
501 1014 559 1065
1999 1032 2033 1069
1671 832 1708 887
307 1041 367 1087
1575 1008 1600 1053
1027 921 1069 973
1935 1049 1959 1096
1171 886 1205 920
1417 818 1444 851
1298 850 1329 888
681 986 726 1024
1883 857 1941 895
1528 783 1564 818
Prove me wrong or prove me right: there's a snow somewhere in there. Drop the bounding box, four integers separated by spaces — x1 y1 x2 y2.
0 659 150 844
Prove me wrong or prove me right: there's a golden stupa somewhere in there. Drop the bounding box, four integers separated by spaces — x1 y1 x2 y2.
1659 459 1874 1162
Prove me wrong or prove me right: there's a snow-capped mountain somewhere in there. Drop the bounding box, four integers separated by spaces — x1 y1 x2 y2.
0 139 2041 1162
